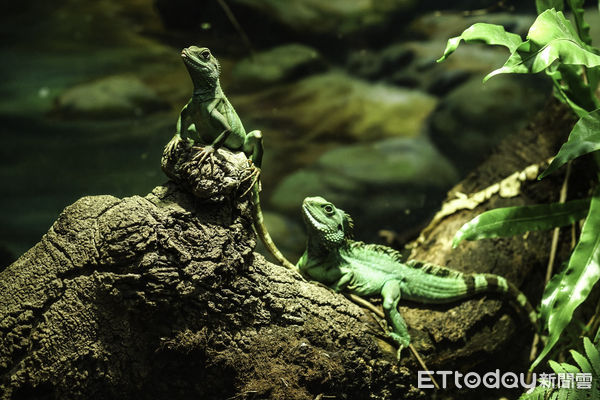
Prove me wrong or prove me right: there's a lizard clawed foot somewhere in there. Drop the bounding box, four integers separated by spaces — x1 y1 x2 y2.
388 332 409 362
192 145 216 174
164 135 182 159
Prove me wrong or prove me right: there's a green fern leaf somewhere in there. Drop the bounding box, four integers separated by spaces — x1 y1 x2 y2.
532 189 600 370
437 23 522 62
452 199 590 248
485 10 600 81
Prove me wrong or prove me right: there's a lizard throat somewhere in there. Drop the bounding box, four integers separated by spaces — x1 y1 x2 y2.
302 205 344 249
302 205 328 232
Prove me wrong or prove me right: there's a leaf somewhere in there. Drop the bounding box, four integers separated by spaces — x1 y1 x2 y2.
562 1 600 109
583 337 600 377
539 109 600 179
485 9 600 81
536 0 564 13
547 66 592 117
566 0 592 46
540 265 567 324
550 360 580 374
531 188 600 370
552 65 599 114
521 332 600 399
570 349 592 373
587 66 600 97
437 23 522 62
452 198 590 248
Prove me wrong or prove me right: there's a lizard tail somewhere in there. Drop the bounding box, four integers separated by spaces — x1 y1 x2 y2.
471 273 538 329
251 185 297 270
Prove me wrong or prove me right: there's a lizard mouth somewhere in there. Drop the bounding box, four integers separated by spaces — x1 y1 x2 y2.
181 49 204 68
182 48 220 76
302 204 328 232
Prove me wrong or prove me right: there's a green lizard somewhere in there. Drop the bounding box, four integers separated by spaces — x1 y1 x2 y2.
297 196 538 360
164 45 295 270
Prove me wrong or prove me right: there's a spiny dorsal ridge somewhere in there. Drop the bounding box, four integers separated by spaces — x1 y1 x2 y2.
348 241 405 263
405 259 464 279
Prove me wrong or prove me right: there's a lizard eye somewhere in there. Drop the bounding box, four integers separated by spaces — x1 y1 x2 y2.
323 205 333 213
201 50 211 59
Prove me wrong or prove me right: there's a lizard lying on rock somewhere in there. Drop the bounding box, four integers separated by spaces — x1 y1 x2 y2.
297 196 538 360
163 45 295 270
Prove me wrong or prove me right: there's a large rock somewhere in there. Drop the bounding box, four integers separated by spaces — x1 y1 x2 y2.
409 12 535 41
428 74 551 174
154 0 417 38
270 136 459 241
230 0 417 37
53 75 170 119
231 44 327 91
346 12 535 95
347 39 519 95
233 71 438 143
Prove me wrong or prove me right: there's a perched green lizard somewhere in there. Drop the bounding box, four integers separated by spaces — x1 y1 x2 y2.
164 45 295 270
297 196 538 359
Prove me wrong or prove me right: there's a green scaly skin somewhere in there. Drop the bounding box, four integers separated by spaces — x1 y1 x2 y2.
297 196 538 360
165 46 295 270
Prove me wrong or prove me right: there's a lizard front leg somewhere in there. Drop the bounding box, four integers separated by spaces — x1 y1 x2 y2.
243 130 264 168
330 271 354 293
192 100 233 169
165 103 191 158
381 280 410 361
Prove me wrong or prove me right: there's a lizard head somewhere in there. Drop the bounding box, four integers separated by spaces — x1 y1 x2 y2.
302 196 354 248
181 46 221 89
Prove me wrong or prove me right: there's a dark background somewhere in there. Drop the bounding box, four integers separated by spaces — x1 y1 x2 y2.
3 0 585 267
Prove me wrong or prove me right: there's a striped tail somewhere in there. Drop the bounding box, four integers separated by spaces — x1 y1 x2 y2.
469 273 538 328
251 185 297 270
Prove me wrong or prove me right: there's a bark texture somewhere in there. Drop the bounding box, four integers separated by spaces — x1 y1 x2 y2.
0 147 418 400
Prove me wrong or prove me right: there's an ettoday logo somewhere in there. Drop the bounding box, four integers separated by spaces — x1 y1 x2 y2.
418 370 593 390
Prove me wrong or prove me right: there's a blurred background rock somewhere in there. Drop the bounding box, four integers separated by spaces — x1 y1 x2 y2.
5 0 585 268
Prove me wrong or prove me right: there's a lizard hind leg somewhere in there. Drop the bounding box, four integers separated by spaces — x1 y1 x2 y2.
243 130 263 168
381 280 411 361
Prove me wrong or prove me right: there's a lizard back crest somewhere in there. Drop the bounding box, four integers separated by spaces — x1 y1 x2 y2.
347 241 405 263
405 260 464 279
